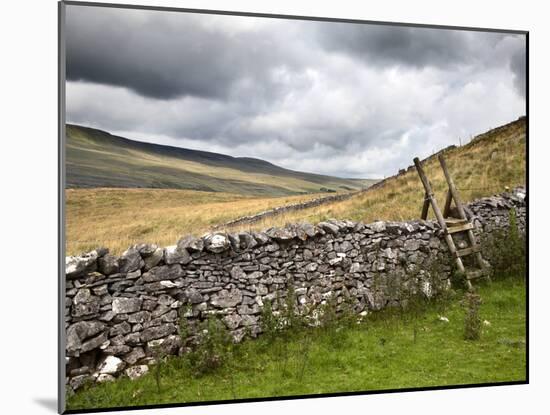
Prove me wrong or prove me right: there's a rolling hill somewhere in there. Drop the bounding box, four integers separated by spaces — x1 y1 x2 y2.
65 124 376 196
65 117 525 255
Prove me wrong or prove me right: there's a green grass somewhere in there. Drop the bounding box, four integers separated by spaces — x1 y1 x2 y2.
67 277 526 411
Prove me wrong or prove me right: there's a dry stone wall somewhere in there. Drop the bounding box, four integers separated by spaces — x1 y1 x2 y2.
64 188 526 390
213 190 361 229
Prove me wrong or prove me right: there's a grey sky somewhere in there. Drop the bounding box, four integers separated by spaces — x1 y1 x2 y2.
65 5 526 179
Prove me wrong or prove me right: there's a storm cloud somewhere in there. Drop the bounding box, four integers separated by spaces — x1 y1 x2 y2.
65 5 526 179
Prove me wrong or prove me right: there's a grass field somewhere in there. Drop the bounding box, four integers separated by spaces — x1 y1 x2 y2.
227 117 526 233
66 277 526 411
66 189 338 255
66 117 526 256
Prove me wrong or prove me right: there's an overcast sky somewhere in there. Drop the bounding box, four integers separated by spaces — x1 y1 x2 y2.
65 5 526 179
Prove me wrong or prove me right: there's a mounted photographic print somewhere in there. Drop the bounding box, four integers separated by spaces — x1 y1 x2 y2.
59 1 528 413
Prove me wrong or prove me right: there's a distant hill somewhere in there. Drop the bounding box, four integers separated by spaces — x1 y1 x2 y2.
65 124 376 196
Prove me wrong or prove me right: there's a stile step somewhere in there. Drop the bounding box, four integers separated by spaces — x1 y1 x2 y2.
455 245 481 257
446 222 474 234
466 269 485 280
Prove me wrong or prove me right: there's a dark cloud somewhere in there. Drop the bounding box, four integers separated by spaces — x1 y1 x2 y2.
66 7 304 100
316 24 510 70
65 5 526 178
510 44 527 97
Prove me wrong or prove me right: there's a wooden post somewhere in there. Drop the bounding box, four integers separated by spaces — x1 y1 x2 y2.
438 155 466 218
443 189 453 218
421 194 430 220
413 157 470 287
438 154 487 276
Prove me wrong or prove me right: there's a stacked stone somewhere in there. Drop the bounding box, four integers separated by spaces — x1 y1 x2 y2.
64 188 526 390
215 191 359 228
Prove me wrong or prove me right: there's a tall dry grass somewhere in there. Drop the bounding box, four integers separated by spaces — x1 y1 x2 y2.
66 118 525 256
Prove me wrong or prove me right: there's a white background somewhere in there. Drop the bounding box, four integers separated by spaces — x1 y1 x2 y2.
0 0 546 414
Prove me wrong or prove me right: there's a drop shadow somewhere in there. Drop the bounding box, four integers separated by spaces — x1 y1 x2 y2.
34 398 58 413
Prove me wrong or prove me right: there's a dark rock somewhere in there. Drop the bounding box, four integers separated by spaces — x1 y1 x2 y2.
318 221 339 235
253 232 271 245
142 264 184 282
122 347 145 365
66 321 106 355
183 288 203 304
211 289 243 308
164 245 192 265
294 222 318 240
177 235 204 252
103 344 131 355
119 248 144 273
127 311 152 325
71 301 100 319
109 322 131 337
141 323 177 342
238 232 258 249
147 334 182 356
98 254 120 275
69 374 93 391
143 247 164 270
80 332 108 354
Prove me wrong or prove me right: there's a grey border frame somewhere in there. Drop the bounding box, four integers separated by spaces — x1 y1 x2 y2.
58 1 528 413
58 1 67 413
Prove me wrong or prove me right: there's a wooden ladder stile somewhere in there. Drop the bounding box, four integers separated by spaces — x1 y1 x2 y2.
413 155 490 290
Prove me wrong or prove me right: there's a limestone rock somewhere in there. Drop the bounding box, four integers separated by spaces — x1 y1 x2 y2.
211 289 243 308
143 247 164 270
128 311 151 324
318 221 339 235
66 321 106 355
230 266 246 279
134 243 159 257
223 314 242 329
123 347 146 365
183 288 203 304
112 297 142 315
98 254 120 276
80 332 108 354
66 251 98 279
253 232 271 245
294 222 318 240
204 233 231 253
164 245 192 265
370 221 386 233
266 227 295 241
119 248 144 273
125 365 149 380
69 374 93 390
96 373 115 383
146 335 182 356
238 232 258 249
142 264 184 282
404 239 420 251
98 356 125 375
177 235 204 252
141 323 177 342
